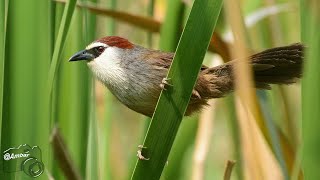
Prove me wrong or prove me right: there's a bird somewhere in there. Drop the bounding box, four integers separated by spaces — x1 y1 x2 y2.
69 36 304 117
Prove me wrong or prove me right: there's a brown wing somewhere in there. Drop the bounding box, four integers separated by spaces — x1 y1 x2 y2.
153 52 209 99
145 51 208 70
141 50 213 115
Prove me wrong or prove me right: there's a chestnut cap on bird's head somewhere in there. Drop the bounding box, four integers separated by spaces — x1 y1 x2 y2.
68 36 134 62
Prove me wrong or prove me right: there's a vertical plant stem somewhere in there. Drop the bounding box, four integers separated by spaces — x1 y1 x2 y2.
50 1 83 179
162 116 198 179
0 0 7 142
191 100 215 180
86 83 99 180
48 0 77 94
131 0 223 179
147 0 155 47
100 0 116 179
225 95 244 180
1 1 51 179
225 0 270 179
301 0 320 179
50 3 64 179
258 1 296 177
157 1 191 178
159 0 185 51
191 58 222 180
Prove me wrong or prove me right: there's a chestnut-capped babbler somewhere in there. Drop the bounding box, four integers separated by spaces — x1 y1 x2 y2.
69 36 304 117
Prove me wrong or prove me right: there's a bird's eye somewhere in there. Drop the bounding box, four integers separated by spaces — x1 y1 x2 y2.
96 46 105 53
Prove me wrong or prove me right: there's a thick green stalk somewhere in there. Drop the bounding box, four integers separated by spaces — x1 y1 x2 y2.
157 1 191 178
301 0 320 179
1 1 51 179
131 0 223 179
162 117 198 179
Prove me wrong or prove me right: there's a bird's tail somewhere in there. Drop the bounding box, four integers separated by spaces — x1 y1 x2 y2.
204 43 304 98
250 43 304 88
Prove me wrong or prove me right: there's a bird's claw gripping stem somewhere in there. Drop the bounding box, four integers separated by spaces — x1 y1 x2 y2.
137 145 150 160
160 77 173 90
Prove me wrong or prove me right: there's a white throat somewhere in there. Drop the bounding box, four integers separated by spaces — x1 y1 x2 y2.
86 45 163 116
87 47 129 91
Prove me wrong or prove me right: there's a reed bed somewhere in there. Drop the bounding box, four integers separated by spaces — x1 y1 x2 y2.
0 0 315 180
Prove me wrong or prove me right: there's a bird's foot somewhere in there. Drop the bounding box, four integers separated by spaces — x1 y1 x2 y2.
160 77 173 90
137 145 150 160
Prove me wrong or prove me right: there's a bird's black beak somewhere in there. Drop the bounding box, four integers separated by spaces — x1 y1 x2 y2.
69 49 95 62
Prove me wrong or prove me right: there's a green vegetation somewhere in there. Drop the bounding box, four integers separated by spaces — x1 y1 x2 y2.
301 0 320 179
131 0 223 179
0 0 317 179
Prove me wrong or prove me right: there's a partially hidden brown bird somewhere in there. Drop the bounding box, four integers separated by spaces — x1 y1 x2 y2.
69 36 304 117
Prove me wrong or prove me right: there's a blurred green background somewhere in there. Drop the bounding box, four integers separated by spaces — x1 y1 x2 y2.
0 0 319 179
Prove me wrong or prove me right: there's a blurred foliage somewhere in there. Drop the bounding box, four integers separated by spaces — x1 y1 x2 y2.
0 0 309 179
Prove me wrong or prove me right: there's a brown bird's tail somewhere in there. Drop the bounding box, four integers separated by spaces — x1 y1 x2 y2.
202 43 304 98
250 43 304 88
